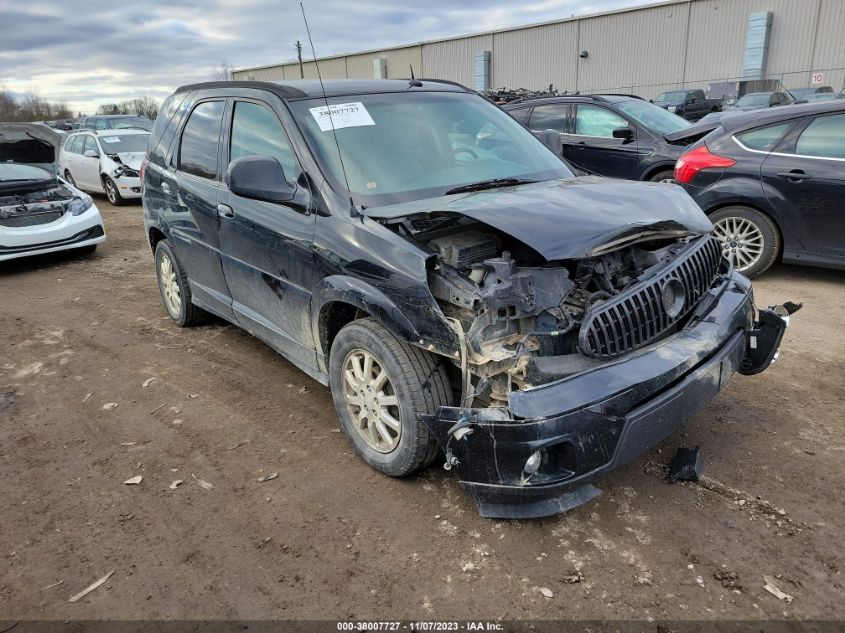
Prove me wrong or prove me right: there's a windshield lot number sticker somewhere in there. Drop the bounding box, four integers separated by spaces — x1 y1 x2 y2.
310 102 375 131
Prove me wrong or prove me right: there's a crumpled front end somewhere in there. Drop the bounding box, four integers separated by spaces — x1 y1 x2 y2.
384 209 798 518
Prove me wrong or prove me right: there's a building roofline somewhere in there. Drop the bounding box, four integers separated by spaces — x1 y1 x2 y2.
233 0 692 74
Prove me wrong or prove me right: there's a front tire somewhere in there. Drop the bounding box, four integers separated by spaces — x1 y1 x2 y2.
64 170 76 187
154 240 206 326
104 177 125 206
710 206 780 278
329 318 452 477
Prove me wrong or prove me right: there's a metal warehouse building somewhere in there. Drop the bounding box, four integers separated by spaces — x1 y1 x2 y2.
232 0 845 100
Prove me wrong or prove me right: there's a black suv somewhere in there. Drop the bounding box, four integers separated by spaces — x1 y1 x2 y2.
142 80 794 518
503 95 703 182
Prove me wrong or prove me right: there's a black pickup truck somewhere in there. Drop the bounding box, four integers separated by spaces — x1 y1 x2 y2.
653 89 722 121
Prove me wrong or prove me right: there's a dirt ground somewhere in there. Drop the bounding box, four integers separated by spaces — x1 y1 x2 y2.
1 199 843 622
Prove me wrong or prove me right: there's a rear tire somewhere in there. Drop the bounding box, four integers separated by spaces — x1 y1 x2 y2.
154 240 207 326
104 177 125 206
710 206 780 278
649 169 675 183
329 318 452 477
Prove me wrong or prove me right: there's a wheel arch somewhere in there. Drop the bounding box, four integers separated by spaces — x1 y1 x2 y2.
641 163 677 181
705 202 784 261
148 226 167 252
311 275 459 373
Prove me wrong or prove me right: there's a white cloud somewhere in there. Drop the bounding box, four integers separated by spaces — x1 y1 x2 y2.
0 0 654 114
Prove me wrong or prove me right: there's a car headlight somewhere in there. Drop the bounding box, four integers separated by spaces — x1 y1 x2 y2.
668 106 677 112
68 193 94 216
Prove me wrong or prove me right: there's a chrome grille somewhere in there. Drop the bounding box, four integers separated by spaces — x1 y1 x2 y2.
579 236 724 359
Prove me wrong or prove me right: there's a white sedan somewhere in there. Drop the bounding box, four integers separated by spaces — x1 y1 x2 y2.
1 123 106 262
59 129 149 205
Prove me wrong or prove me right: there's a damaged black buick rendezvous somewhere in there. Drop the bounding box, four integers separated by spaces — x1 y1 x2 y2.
143 79 798 518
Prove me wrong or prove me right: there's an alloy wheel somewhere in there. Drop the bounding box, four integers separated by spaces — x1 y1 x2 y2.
712 216 764 272
341 349 402 453
106 180 117 204
158 253 182 317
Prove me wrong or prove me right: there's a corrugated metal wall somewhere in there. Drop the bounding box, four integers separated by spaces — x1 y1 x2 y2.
232 0 845 97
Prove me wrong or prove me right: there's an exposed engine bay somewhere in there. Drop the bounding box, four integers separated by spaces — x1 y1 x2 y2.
387 213 721 406
0 185 77 227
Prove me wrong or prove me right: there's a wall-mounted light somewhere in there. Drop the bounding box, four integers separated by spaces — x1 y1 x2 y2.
579 49 589 59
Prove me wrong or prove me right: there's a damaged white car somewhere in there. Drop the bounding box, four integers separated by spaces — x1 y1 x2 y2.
59 129 148 205
0 123 105 262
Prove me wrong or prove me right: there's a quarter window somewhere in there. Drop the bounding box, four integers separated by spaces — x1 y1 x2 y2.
94 118 108 130
736 122 793 152
179 101 225 179
795 114 845 159
529 104 568 132
574 105 628 137
230 101 301 181
82 136 99 155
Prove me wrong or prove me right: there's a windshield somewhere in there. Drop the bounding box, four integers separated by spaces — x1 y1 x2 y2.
288 91 573 207
111 116 153 131
98 133 150 154
614 100 692 134
735 93 771 107
655 91 688 103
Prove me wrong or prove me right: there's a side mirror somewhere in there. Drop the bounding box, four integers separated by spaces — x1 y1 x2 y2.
541 129 562 155
690 97 698 103
612 127 634 141
228 155 295 203
648 98 654 103
83 149 99 158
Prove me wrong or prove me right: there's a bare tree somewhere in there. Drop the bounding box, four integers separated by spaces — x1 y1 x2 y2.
210 59 234 81
0 89 18 121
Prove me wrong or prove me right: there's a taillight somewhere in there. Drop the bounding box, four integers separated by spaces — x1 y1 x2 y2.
139 156 149 183
674 145 736 184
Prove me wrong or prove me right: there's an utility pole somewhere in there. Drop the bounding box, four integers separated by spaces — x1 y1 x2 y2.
296 40 304 78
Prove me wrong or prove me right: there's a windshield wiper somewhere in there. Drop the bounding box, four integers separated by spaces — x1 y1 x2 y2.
445 177 536 195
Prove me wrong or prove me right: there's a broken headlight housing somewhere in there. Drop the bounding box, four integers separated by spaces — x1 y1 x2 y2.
69 193 94 216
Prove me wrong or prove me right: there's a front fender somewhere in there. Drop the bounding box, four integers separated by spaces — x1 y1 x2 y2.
311 275 460 367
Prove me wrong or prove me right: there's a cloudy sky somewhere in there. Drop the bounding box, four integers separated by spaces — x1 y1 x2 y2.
1 0 654 114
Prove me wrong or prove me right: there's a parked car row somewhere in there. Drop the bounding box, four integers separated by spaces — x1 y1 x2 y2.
501 88 844 278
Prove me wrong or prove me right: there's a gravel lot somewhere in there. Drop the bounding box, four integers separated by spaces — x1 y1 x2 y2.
1 199 843 621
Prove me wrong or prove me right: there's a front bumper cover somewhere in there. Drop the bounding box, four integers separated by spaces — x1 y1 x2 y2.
422 273 798 519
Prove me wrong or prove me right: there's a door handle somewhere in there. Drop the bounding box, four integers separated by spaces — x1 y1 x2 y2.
217 203 235 219
161 182 171 194
777 170 811 182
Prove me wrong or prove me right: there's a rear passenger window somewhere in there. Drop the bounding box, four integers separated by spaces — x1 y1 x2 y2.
95 118 108 130
179 101 225 179
529 105 568 132
795 114 845 159
230 101 301 181
736 122 792 151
